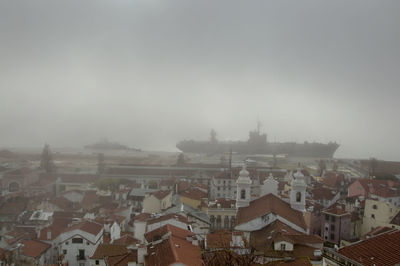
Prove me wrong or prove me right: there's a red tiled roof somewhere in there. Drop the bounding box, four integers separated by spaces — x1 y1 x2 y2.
113 234 140 246
322 203 350 216
148 190 171 200
235 194 307 230
64 220 103 236
339 229 400 266
91 244 128 259
145 224 194 243
179 187 207 201
311 186 338 201
81 190 99 208
323 172 345 188
105 251 138 266
145 235 203 266
21 239 51 258
146 213 188 226
206 230 248 249
208 198 236 209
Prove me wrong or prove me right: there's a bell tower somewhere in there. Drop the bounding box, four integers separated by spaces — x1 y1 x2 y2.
236 165 252 208
290 169 307 212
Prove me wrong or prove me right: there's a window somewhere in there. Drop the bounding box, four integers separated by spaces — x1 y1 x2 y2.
230 216 235 230
240 189 246 200
331 216 336 222
331 224 335 231
63 250 67 255
296 192 301 202
373 204 377 209
330 233 335 240
224 216 229 229
72 238 83 244
65 241 69 245
325 214 329 221
217 187 220 191
216 215 221 230
96 260 99 265
78 249 85 260
280 243 286 251
371 214 375 219
210 215 215 231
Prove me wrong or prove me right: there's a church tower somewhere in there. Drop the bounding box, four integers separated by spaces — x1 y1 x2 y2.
236 165 252 208
261 172 278 197
290 169 307 212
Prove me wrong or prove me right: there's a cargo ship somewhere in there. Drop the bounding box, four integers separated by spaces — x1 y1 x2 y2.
176 127 339 158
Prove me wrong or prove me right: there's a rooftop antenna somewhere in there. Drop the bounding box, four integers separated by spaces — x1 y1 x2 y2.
229 147 232 178
257 115 261 134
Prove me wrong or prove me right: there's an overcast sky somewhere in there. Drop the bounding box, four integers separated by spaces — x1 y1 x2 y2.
1 0 400 160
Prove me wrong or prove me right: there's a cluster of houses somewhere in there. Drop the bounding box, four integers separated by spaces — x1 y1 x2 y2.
0 156 400 265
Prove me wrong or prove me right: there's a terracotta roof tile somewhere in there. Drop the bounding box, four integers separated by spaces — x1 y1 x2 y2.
145 235 203 266
179 187 207 201
64 220 103 236
145 224 194 243
146 213 188 226
339 229 400 265
91 244 128 259
235 194 307 230
148 190 171 200
21 239 51 258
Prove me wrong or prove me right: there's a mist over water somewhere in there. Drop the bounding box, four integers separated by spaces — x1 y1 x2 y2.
1 0 400 160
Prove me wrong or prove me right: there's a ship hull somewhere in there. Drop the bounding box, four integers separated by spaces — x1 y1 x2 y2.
176 140 339 158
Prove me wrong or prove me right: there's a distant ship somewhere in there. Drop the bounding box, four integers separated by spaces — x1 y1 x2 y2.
176 126 339 158
85 139 141 151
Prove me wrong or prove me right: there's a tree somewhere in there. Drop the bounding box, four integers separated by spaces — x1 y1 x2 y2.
40 143 55 173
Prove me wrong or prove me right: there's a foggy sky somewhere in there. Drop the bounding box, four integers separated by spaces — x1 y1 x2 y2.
1 0 400 160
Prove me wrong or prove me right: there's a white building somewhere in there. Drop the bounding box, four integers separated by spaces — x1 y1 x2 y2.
57 220 104 266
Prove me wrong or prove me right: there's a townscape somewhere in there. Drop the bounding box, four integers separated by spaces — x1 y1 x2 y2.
0 140 399 266
1 1 400 265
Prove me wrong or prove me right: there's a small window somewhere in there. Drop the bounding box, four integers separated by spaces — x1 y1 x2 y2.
371 214 375 219
240 189 246 200
65 241 69 245
96 260 99 265
373 204 377 209
72 238 83 244
280 243 286 251
63 250 67 254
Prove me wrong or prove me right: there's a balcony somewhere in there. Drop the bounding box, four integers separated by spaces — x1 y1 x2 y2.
76 255 86 261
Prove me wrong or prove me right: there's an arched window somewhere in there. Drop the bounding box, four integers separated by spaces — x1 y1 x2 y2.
240 189 246 200
216 215 221 230
210 215 215 231
230 216 236 230
296 191 301 202
224 216 229 229
9 182 20 192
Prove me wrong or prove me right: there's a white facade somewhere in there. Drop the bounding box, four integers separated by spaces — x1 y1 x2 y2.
290 169 306 212
236 166 252 208
57 226 104 266
260 173 278 197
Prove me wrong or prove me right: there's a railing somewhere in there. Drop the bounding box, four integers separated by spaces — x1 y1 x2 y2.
76 255 86 261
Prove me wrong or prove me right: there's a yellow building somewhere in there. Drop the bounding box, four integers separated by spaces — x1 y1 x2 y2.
362 198 400 235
